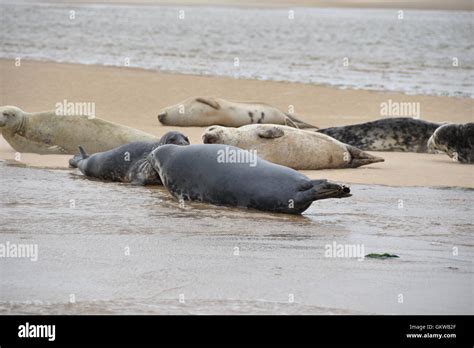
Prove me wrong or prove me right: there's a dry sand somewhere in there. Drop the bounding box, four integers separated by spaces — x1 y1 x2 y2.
1 59 473 188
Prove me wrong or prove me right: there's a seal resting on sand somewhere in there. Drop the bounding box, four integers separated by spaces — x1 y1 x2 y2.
157 97 316 128
0 105 159 155
202 124 384 170
148 144 351 214
317 117 441 152
69 131 190 185
427 123 474 163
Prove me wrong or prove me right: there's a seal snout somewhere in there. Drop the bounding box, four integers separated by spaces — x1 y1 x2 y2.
157 112 167 123
202 134 218 144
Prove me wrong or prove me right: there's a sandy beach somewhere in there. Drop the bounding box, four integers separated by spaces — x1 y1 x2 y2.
1 59 473 188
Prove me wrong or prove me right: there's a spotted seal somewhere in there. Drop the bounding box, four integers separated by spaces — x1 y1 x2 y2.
157 97 316 128
317 118 441 152
202 124 384 169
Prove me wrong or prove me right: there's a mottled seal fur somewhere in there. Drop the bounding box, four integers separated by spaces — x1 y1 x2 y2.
428 123 474 163
202 124 384 170
69 131 190 185
157 97 316 128
318 117 441 152
0 105 158 154
148 144 351 214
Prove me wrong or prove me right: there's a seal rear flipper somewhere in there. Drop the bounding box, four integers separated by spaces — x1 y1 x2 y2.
346 145 384 168
310 179 351 201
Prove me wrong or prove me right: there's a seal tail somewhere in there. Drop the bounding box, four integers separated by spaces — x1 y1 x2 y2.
346 145 384 168
68 145 89 168
284 113 318 129
311 179 351 201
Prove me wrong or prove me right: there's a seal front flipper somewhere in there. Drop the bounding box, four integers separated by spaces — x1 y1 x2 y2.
285 117 300 129
69 145 90 168
310 179 351 200
284 113 318 129
195 97 221 110
345 145 384 168
7 132 69 155
47 145 68 154
257 126 285 139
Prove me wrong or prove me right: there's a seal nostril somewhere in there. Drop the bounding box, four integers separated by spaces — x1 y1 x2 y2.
158 113 166 122
203 135 215 144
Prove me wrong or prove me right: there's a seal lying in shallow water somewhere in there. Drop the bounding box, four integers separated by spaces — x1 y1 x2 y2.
0 105 158 154
317 117 442 152
157 97 316 128
427 123 474 163
202 125 384 170
148 144 351 214
69 132 190 185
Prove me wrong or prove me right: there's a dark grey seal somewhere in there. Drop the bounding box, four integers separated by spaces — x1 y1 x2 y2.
148 144 351 214
428 123 474 163
69 131 190 185
318 118 441 152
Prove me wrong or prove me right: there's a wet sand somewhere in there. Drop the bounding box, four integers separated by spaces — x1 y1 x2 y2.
1 163 472 314
1 59 473 188
42 0 474 11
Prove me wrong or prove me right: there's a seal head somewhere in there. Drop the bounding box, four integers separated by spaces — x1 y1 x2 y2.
0 106 25 132
428 123 474 163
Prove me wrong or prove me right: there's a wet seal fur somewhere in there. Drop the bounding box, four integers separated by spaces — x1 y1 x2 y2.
157 97 316 128
0 105 158 154
148 143 351 214
202 124 384 170
317 117 441 152
69 132 190 185
428 123 474 163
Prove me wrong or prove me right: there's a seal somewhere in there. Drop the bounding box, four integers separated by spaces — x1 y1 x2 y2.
427 123 474 163
69 131 190 185
202 124 384 170
148 144 351 214
317 117 441 152
157 97 316 128
0 105 159 155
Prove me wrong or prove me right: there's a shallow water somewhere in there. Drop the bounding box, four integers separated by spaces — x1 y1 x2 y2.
0 162 472 314
1 3 473 97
